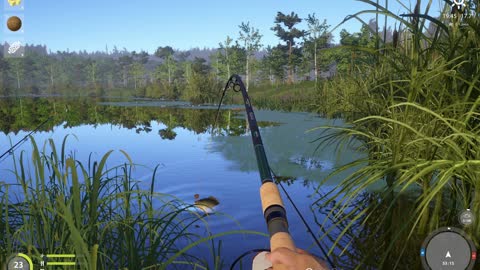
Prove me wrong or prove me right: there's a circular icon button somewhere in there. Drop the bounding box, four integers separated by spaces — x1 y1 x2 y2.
6 16 22 32
7 253 32 270
421 227 476 270
459 209 475 226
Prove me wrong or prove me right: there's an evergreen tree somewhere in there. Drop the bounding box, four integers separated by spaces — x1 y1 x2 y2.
229 42 246 76
271 12 306 83
335 26 376 74
155 46 175 85
263 45 288 84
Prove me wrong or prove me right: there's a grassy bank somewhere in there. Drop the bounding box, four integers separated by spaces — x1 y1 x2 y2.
308 1 480 269
0 136 259 269
228 81 318 112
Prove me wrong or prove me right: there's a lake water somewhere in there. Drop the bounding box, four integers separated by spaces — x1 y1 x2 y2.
0 99 364 268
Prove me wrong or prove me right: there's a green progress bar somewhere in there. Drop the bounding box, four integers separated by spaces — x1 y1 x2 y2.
46 254 76 258
45 254 76 266
47 262 76 266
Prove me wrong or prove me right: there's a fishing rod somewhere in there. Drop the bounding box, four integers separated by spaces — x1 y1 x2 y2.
214 75 335 269
0 116 53 163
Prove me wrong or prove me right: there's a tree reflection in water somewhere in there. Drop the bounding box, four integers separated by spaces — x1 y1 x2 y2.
0 98 279 136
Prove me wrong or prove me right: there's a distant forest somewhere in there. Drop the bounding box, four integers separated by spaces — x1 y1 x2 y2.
0 12 396 103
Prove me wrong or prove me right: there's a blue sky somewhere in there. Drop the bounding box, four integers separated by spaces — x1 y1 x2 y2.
19 0 445 54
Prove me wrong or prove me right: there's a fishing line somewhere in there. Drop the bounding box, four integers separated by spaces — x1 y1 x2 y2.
270 168 336 269
213 77 335 269
0 116 53 164
212 78 238 135
229 168 336 270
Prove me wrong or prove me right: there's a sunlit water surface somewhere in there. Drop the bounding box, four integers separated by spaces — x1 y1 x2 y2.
0 101 364 268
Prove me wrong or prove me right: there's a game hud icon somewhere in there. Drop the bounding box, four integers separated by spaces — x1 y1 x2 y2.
3 39 25 58
5 0 24 10
8 0 22 6
7 16 22 31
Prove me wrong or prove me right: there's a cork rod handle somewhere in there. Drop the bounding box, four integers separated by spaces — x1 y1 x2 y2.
260 182 296 270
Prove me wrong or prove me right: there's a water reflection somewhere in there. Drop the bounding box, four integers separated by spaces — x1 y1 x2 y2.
0 98 371 268
0 98 277 137
208 110 364 184
0 99 359 186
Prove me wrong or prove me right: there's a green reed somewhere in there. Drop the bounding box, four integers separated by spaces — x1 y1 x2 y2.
312 0 479 268
227 81 318 112
0 136 260 269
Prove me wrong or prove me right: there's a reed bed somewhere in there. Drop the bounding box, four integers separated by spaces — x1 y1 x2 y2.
312 0 479 268
0 136 257 269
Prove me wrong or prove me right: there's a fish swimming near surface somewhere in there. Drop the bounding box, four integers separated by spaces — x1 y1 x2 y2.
193 194 219 213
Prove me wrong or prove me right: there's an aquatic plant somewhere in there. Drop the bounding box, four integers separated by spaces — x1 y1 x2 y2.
0 136 260 269
312 0 479 268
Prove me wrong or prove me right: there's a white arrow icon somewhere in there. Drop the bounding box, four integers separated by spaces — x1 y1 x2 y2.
446 251 452 258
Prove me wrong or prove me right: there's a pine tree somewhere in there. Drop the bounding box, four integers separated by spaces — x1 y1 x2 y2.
155 46 175 86
271 12 306 84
